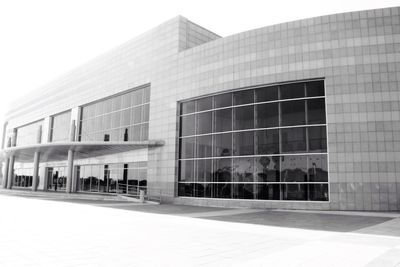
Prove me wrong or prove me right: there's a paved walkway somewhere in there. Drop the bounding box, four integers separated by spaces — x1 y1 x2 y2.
0 194 400 266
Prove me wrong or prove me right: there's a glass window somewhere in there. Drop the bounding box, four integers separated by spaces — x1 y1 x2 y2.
214 108 232 132
133 89 144 106
214 93 232 108
196 159 212 182
179 160 195 182
280 155 308 182
255 86 278 102
177 80 327 201
234 106 254 130
196 135 212 158
181 101 195 114
280 83 305 99
16 120 44 146
233 131 254 156
180 115 195 136
232 157 254 182
306 81 324 97
309 184 329 201
281 127 307 153
308 155 328 182
233 90 254 105
281 100 305 126
50 111 71 143
256 129 279 154
256 103 279 128
180 137 195 159
196 111 212 134
196 97 212 111
255 156 280 182
213 133 232 157
213 158 232 182
308 126 327 152
307 98 326 124
282 184 307 200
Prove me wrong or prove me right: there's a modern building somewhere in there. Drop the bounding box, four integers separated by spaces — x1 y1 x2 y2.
1 7 400 211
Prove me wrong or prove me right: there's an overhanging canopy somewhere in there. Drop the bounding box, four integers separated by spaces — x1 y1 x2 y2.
0 140 165 163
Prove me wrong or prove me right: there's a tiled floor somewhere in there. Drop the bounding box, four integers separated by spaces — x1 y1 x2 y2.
0 194 400 266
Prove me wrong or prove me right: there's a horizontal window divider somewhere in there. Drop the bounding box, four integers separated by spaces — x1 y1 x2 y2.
177 182 329 184
81 101 150 120
179 123 327 138
180 96 325 117
179 152 328 160
80 122 149 135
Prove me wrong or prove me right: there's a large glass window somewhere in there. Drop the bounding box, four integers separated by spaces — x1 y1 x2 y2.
50 111 71 142
78 162 147 194
79 86 150 141
15 120 44 146
178 80 328 201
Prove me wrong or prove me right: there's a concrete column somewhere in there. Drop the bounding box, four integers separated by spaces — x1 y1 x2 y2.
32 125 42 191
32 152 40 191
7 156 14 189
2 157 9 189
66 120 76 193
66 150 74 193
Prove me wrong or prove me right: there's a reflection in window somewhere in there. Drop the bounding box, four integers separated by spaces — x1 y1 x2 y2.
16 120 44 146
178 80 328 201
256 129 279 155
281 127 307 153
79 86 150 141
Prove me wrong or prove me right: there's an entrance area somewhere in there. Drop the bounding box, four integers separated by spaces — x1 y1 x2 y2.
46 166 67 191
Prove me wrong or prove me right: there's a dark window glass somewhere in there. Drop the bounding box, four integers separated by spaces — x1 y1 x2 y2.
232 184 257 199
196 159 212 182
178 183 194 197
214 108 232 132
180 137 195 159
282 184 307 200
256 103 279 128
280 83 305 99
143 87 151 103
234 106 254 130
256 129 279 154
213 133 232 157
233 131 254 156
232 157 254 182
194 183 206 198
233 90 254 105
180 115 195 136
280 155 308 182
255 86 278 102
214 93 232 108
307 98 326 124
179 160 195 182
213 158 232 182
308 126 327 152
281 127 307 153
215 183 231 198
308 155 328 182
196 97 212 111
142 104 150 122
196 135 212 158
132 106 142 124
255 156 280 182
181 101 195 115
196 111 213 134
309 184 329 201
306 81 325 97
256 184 281 200
141 123 149 141
281 100 305 126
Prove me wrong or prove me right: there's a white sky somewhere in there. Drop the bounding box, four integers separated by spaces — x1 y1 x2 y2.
0 0 398 127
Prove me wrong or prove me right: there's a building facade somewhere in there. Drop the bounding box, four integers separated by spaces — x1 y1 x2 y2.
1 7 400 211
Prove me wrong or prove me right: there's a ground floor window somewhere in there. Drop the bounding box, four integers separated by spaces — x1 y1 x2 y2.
76 162 147 194
177 80 328 201
47 166 67 191
13 168 34 188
